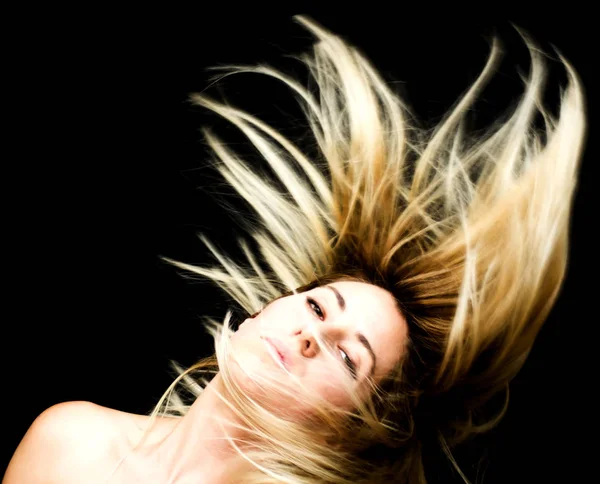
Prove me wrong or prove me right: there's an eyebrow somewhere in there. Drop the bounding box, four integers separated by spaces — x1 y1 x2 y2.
325 284 377 379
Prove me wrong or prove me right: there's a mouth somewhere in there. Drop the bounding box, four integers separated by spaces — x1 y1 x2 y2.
263 337 289 371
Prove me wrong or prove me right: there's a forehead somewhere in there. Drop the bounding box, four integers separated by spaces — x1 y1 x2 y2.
319 280 408 373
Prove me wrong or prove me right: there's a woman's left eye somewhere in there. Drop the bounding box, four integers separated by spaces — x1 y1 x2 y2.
340 348 357 379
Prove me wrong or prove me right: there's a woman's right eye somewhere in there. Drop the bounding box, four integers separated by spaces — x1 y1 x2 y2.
306 297 325 320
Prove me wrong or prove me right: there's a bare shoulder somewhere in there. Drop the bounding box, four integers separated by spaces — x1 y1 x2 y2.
3 401 127 484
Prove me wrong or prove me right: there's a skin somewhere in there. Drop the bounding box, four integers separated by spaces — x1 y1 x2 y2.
231 280 409 412
4 281 407 483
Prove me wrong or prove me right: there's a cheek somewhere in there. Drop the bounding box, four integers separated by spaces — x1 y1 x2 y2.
303 365 354 409
254 297 301 333
225 317 356 415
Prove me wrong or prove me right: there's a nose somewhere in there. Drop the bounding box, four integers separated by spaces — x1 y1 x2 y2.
299 324 334 359
301 329 319 358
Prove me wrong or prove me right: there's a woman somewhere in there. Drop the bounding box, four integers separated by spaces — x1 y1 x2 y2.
4 15 586 483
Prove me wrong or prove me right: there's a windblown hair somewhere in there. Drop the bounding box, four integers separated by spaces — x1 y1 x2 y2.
139 16 585 484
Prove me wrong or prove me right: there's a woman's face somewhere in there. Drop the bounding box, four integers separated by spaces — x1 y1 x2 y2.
229 280 408 413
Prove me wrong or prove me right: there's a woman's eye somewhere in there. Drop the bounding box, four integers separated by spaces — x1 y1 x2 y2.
306 296 357 380
340 348 357 379
306 297 324 320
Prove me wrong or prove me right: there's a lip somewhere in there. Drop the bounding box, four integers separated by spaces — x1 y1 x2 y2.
263 337 290 370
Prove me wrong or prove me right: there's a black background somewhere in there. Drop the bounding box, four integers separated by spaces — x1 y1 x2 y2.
3 6 596 483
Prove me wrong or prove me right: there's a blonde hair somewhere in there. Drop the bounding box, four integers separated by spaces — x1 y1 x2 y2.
139 16 585 483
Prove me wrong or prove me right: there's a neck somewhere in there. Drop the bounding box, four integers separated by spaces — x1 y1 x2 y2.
137 373 251 482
